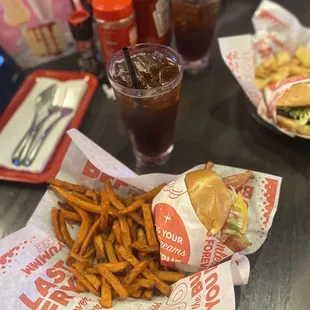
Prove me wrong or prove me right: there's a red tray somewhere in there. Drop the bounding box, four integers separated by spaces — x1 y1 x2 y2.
0 70 98 184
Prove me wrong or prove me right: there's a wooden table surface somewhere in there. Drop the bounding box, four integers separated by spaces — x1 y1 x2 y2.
1 1 309 309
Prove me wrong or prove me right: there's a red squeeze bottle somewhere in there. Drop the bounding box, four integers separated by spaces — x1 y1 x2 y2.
133 0 171 45
92 0 138 65
68 10 101 76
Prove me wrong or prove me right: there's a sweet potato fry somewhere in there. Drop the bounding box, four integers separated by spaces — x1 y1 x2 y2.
153 271 186 282
118 199 144 215
105 240 118 263
112 220 122 244
72 192 92 202
134 184 165 202
73 262 101 290
223 170 254 192
99 201 109 233
93 262 129 273
58 201 75 212
132 242 159 253
62 210 82 222
94 235 105 260
84 246 96 259
97 264 129 300
142 204 159 248
48 177 85 193
79 217 100 255
108 230 116 243
127 284 143 298
59 210 74 248
143 289 154 300
133 278 156 289
76 281 86 292
101 278 112 308
52 208 63 242
118 215 131 249
52 186 101 213
116 246 171 297
122 260 150 287
106 180 126 210
69 252 93 268
127 217 137 241
69 266 99 296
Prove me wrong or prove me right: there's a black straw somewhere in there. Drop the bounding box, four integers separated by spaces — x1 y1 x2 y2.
122 47 140 89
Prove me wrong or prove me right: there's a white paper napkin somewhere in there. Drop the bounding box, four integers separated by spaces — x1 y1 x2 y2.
0 77 87 173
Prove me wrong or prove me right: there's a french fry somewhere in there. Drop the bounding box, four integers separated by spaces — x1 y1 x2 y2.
79 217 100 255
48 177 85 193
118 215 131 249
106 180 126 210
112 220 122 244
137 227 147 244
72 191 92 202
142 204 159 248
69 252 93 268
69 266 99 296
133 184 165 202
101 278 112 308
133 278 156 289
143 289 154 300
84 246 96 259
118 199 144 215
99 200 109 233
105 240 118 263
132 242 159 253
97 264 129 300
85 189 96 198
59 211 74 248
153 271 186 282
116 246 171 297
117 195 134 206
73 262 101 290
62 210 82 222
52 186 102 213
205 161 215 170
94 234 106 260
52 208 63 242
122 260 150 287
127 212 145 227
93 192 99 205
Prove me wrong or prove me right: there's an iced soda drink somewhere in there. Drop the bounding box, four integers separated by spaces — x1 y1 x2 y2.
108 44 183 166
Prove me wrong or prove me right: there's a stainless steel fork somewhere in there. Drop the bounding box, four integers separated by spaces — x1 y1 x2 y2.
11 84 57 166
22 88 81 167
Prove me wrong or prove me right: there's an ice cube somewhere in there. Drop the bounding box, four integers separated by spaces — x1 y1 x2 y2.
159 65 179 85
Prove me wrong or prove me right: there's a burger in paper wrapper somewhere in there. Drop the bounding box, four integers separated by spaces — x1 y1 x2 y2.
151 165 278 273
276 83 310 136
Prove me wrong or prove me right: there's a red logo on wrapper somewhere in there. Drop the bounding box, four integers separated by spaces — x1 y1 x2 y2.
263 178 279 226
256 9 288 28
154 203 190 268
163 180 187 200
82 160 129 189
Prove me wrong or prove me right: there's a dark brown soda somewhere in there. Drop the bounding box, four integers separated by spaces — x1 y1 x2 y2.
171 0 220 61
110 52 182 157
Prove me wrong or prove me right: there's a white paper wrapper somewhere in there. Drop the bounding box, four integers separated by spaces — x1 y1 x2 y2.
218 0 310 138
152 165 281 273
0 129 280 309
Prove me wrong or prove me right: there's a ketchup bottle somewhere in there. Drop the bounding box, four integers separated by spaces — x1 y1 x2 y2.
133 0 171 45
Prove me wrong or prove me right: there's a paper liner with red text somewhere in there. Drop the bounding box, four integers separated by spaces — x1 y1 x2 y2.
218 0 310 138
152 166 281 273
0 129 276 309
